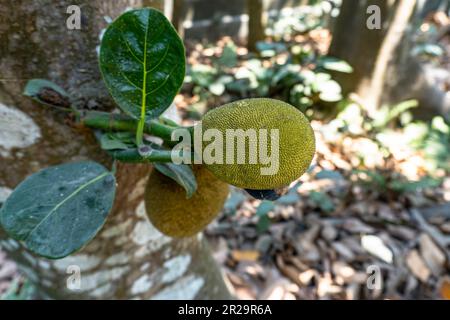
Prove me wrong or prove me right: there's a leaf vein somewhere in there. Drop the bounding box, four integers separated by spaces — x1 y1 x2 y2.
146 44 170 74
121 35 144 64
146 64 179 96
23 172 110 242
116 67 142 91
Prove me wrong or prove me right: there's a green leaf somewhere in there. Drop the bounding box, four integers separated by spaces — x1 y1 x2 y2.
0 162 116 259
23 79 70 108
100 132 135 150
318 57 353 73
158 116 180 127
276 190 299 205
257 215 271 233
189 64 217 85
431 116 450 134
217 42 238 68
256 200 275 217
224 191 246 215
372 100 418 128
309 191 334 213
256 41 287 57
154 163 197 198
99 8 185 120
353 169 387 189
315 78 342 102
389 177 441 193
412 43 444 57
0 278 36 300
208 82 225 96
315 170 344 180
319 91 342 102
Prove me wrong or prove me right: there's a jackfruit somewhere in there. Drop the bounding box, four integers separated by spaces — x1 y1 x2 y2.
200 98 315 189
144 165 229 238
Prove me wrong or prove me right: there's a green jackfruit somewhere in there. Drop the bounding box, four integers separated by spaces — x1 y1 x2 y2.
201 98 315 189
144 165 229 238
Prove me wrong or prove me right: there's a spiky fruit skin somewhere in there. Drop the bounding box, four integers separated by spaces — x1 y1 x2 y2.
144 166 229 238
201 98 315 190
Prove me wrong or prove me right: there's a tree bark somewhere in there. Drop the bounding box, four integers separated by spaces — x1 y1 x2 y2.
142 0 165 11
330 0 450 118
246 0 265 52
0 0 230 300
170 0 185 39
329 0 393 109
360 0 416 113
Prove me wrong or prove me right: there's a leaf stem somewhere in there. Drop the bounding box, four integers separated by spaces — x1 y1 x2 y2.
109 148 193 163
80 111 180 145
136 116 146 147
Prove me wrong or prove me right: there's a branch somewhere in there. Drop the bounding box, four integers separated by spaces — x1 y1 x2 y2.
109 148 194 163
79 111 180 144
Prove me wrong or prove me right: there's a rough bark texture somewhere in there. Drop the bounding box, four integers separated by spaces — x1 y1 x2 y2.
0 0 230 299
329 0 392 100
360 0 416 113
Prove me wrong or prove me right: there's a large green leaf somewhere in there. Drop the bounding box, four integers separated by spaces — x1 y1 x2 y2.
99 8 185 120
0 162 116 259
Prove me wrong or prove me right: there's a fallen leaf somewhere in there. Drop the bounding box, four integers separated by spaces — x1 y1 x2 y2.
361 235 394 264
406 250 431 283
231 250 260 262
439 277 450 300
440 222 450 234
321 223 338 241
346 283 360 300
298 269 318 286
332 261 355 282
419 233 446 276
342 218 375 234
331 242 355 261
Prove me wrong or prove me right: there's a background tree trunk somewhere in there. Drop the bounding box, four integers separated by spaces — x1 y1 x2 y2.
170 0 185 39
0 0 230 299
330 0 449 118
246 0 265 52
360 0 417 113
142 0 165 11
329 0 394 111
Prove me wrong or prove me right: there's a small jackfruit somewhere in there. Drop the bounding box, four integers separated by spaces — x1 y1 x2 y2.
201 98 315 190
144 165 229 238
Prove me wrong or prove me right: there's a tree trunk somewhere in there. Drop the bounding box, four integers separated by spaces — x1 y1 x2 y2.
142 0 164 11
329 1 415 112
329 0 393 111
0 0 230 300
169 0 185 39
330 0 450 118
246 0 265 52
385 1 450 119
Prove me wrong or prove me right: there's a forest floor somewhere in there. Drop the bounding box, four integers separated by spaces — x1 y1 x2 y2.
1 9 450 300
